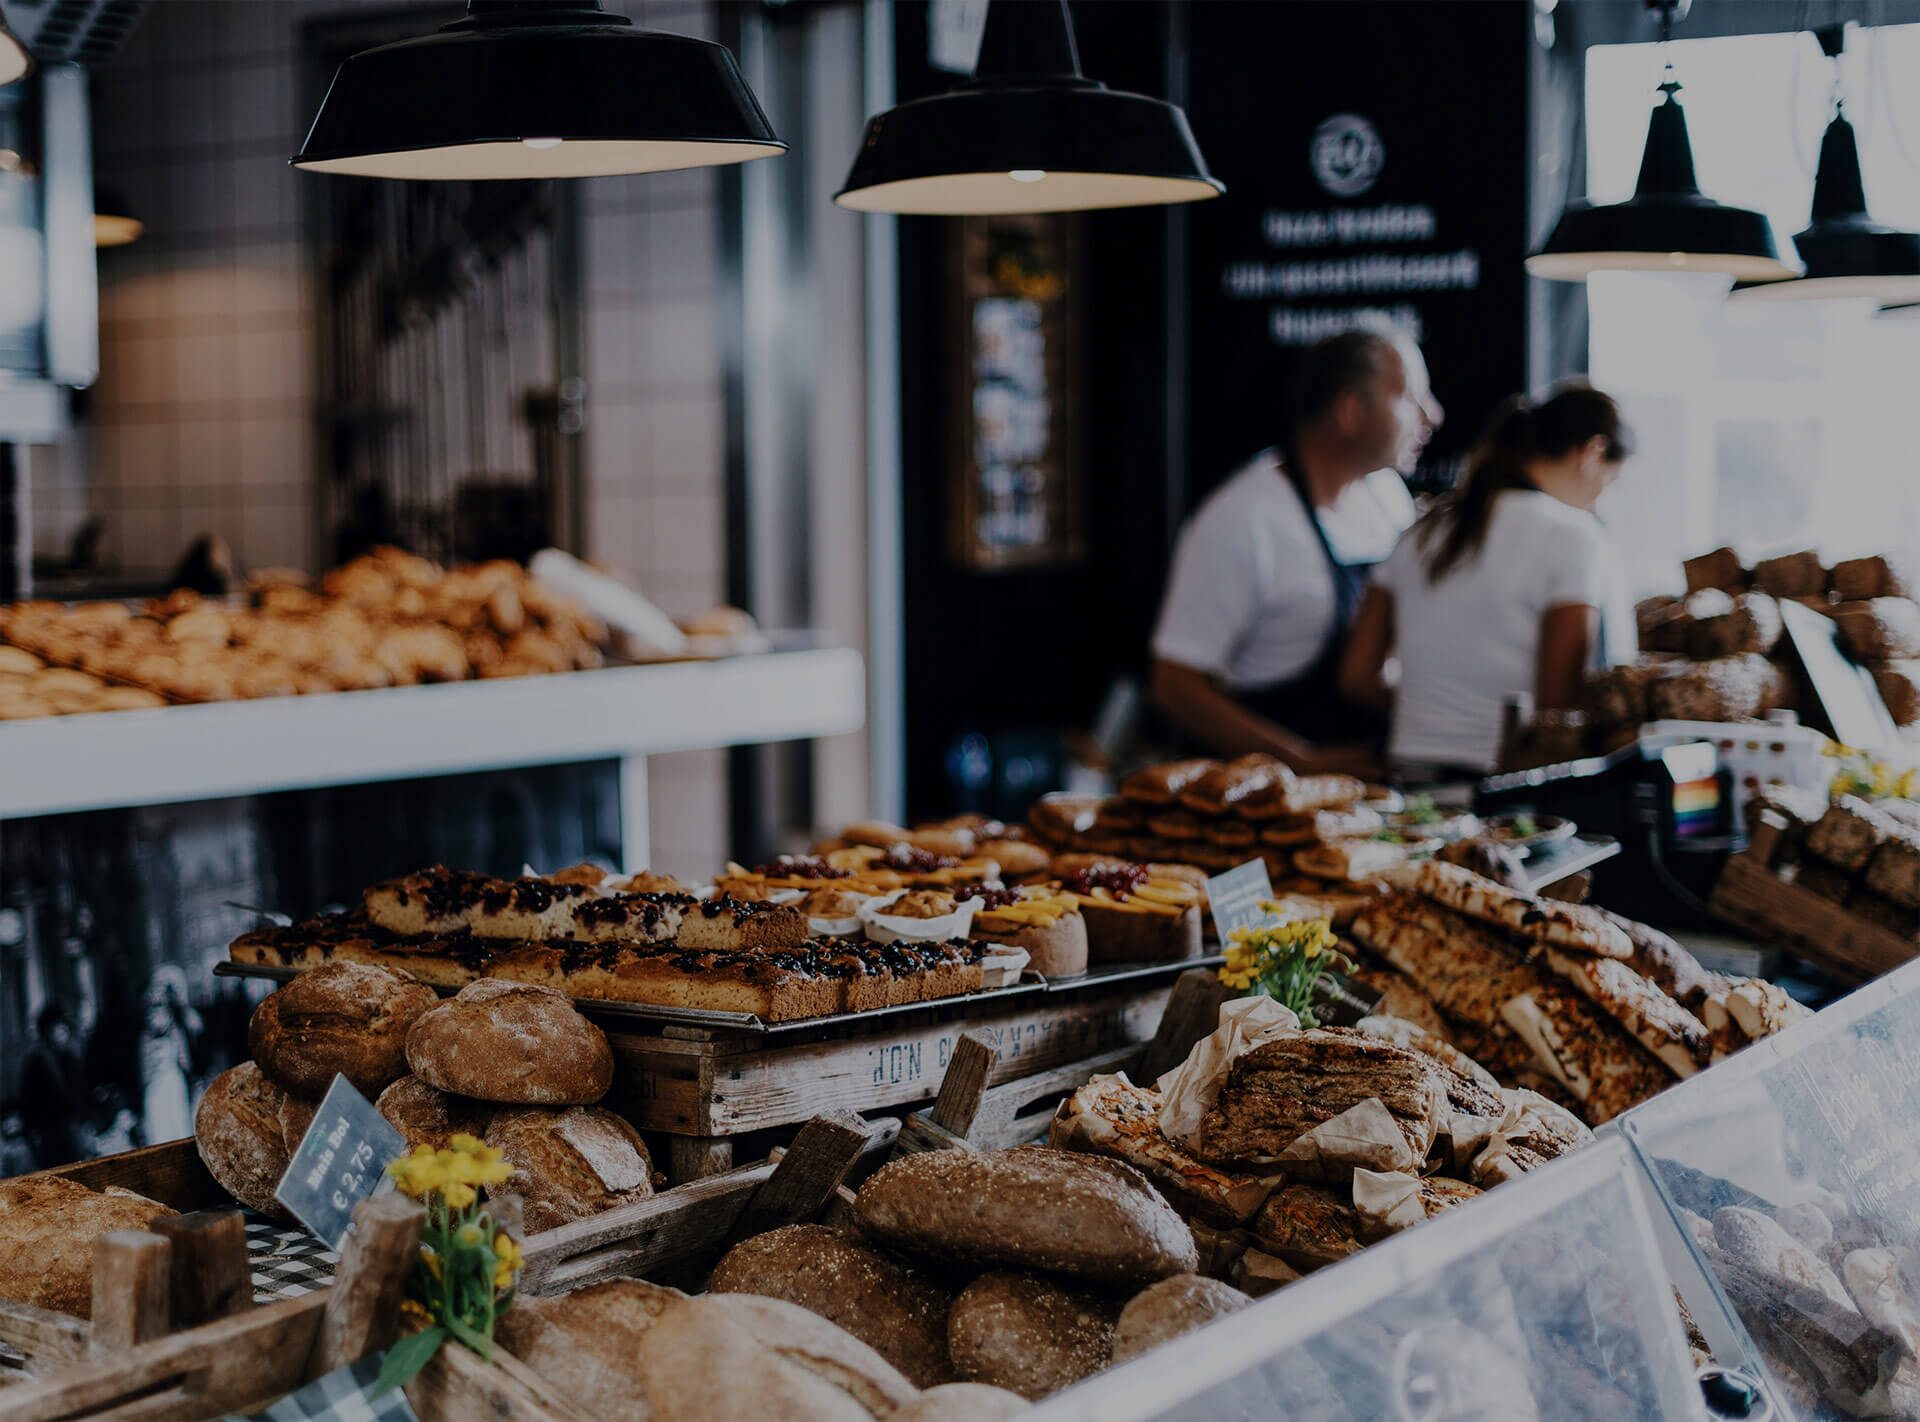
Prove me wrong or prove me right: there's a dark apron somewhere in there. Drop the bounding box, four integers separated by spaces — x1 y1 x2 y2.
1235 457 1389 746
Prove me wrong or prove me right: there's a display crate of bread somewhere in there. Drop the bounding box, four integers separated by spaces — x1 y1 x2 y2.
1710 788 1920 982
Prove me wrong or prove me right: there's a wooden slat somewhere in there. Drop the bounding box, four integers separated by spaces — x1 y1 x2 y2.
40 1140 228 1215
148 1212 250 1331
0 1292 328 1422
405 1334 574 1422
926 1033 997 1137
305 1193 424 1383
0 1301 89 1369
89 1232 171 1358
667 1137 734 1185
730 1112 873 1241
1710 852 1916 983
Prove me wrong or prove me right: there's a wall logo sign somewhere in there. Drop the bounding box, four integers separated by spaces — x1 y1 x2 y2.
1311 114 1384 197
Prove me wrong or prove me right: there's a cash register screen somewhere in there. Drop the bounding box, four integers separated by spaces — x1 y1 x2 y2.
1656 742 1721 838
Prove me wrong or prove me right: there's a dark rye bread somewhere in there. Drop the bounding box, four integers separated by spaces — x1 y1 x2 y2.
1196 1029 1447 1174
854 1147 1197 1287
1249 1183 1364 1272
945 1272 1120 1401
708 1223 954 1388
405 979 612 1104
1109 1274 1252 1364
248 961 438 1099
194 1061 315 1220
376 1075 495 1151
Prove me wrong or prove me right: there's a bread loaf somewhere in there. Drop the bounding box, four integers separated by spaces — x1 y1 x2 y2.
484 1105 656 1232
1806 797 1896 873
708 1223 953 1388
1873 662 1920 726
634 1293 919 1422
946 1272 1119 1401
888 1384 1031 1421
375 1075 495 1151
1750 551 1825 600
1686 593 1782 658
1683 546 1746 594
248 961 438 1099
405 979 612 1104
1830 555 1910 602
194 1061 313 1220
1109 1274 1251 1363
0 1174 176 1317
496 1277 682 1419
1835 599 1920 661
854 1148 1197 1287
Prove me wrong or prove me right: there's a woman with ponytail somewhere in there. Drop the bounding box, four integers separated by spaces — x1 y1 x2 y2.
1338 383 1636 778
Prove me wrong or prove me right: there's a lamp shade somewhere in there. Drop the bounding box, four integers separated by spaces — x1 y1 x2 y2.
0 18 29 87
835 0 1222 215
93 185 142 247
292 1 784 181
1729 112 1920 303
1528 83 1797 282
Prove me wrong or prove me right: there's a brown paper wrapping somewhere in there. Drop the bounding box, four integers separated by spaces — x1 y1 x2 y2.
1274 1097 1423 1183
1351 1167 1429 1241
1155 995 1301 1152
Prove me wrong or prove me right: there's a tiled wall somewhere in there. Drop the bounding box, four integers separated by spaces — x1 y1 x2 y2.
34 0 733 872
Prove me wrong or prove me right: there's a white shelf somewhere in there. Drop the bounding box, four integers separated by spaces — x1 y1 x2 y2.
0 648 865 820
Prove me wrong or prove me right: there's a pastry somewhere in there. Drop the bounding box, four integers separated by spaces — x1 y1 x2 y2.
1177 754 1291 816
1805 797 1897 873
364 865 494 935
964 885 1088 977
1542 949 1710 1076
1118 758 1217 806
1412 861 1632 957
1258 806 1384 847
468 877 597 939
678 895 809 952
1249 1182 1364 1273
1499 987 1674 1123
1060 861 1203 964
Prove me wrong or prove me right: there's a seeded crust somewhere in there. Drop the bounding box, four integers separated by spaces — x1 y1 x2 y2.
1249 1183 1364 1272
946 1272 1119 1401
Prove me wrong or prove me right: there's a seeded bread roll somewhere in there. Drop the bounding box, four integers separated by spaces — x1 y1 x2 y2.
635 1293 919 1422
0 1174 177 1318
946 1272 1118 1401
855 1147 1197 1287
496 1277 683 1420
376 1076 495 1151
485 1106 657 1232
248 962 438 1100
1109 1274 1253 1364
194 1061 314 1220
405 979 612 1105
708 1223 954 1388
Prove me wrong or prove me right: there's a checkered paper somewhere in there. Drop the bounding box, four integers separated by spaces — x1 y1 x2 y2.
244 1211 338 1303
225 1353 420 1422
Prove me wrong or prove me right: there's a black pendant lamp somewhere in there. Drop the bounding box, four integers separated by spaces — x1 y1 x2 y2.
292 0 784 181
93 185 143 247
0 16 30 88
835 0 1222 215
1731 26 1920 304
1527 0 1796 283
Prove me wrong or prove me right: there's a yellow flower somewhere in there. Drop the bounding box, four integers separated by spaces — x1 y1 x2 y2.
420 1248 442 1282
476 1155 513 1187
401 1298 433 1321
444 1180 478 1210
456 1223 484 1248
494 1262 515 1292
448 1132 486 1154
494 1234 524 1272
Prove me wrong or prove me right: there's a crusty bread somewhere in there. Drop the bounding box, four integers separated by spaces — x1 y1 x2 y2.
888 1384 1030 1421
405 979 612 1104
496 1277 682 1419
1109 1274 1252 1363
0 1174 176 1317
376 1075 496 1151
248 961 438 1099
194 1061 311 1220
635 1292 919 1421
484 1106 656 1233
855 1147 1197 1287
946 1272 1119 1401
708 1223 953 1388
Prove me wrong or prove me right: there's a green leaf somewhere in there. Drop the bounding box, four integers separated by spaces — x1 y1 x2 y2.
371 1326 447 1397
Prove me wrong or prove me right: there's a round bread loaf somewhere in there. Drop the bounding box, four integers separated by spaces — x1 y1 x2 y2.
194 1061 312 1220
496 1277 683 1419
405 980 612 1104
0 1175 177 1318
249 962 438 1099
483 1106 656 1232
855 1147 1198 1287
708 1223 954 1388
979 839 1049 878
635 1292 919 1422
889 1384 1031 1421
946 1272 1118 1401
1109 1274 1251 1364
376 1075 495 1151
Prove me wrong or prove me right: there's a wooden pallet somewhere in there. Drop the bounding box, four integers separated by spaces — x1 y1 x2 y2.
1709 814 1919 984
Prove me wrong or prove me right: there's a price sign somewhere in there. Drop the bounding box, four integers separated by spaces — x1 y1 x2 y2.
274 1074 407 1249
1204 859 1276 942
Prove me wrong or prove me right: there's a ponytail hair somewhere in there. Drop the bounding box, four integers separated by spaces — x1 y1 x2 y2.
1417 383 1632 583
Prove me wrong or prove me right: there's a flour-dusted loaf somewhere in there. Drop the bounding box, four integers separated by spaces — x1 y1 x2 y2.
0 1174 177 1318
1683 546 1746 594
194 1060 314 1220
854 1147 1197 1287
708 1223 954 1388
375 1075 495 1151
1750 551 1826 600
1835 598 1920 661
888 1384 1031 1421
248 961 438 1099
405 979 612 1104
1805 796 1897 873
634 1292 919 1422
484 1105 656 1232
1830 555 1911 602
1109 1274 1252 1364
496 1277 683 1420
945 1272 1120 1401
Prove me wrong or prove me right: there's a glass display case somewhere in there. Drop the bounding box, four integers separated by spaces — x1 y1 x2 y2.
1036 1135 1706 1421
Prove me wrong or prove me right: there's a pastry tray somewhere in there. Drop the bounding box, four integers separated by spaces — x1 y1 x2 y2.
212 953 1224 1038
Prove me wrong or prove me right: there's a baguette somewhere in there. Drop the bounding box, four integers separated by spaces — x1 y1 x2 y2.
1413 860 1632 957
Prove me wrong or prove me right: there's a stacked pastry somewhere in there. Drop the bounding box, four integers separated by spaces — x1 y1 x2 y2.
1347 863 1807 1125
1750 789 1920 945
230 864 1000 1023
0 546 608 718
193 962 656 1234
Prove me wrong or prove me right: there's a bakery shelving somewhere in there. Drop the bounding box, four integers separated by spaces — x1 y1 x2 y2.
0 648 864 866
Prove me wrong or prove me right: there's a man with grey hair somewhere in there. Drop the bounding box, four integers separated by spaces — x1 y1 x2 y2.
1150 328 1442 775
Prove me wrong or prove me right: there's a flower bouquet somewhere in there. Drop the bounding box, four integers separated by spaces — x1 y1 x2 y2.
1218 908 1352 1028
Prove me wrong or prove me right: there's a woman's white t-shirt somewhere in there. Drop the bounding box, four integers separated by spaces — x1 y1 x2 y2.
1375 490 1634 771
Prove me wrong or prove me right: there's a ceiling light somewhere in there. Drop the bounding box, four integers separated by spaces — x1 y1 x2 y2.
1730 25 1920 304
93 185 143 247
0 18 28 88
1527 0 1797 283
835 0 1222 216
292 1 784 181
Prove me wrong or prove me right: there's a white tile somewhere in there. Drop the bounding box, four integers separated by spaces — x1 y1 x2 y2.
169 159 236 236
227 60 298 146
172 330 237 406
99 272 178 327
102 331 181 407
106 421 181 490
167 63 233 149
648 490 723 575
230 153 297 236
587 307 649 389
231 326 309 403
584 490 638 572
117 502 185 573
231 244 307 315
176 417 239 482
649 392 723 480
637 298 719 389
241 492 312 572
225 0 300 60
646 205 716 295
237 414 313 488
585 400 649 491
168 263 238 322
585 211 645 300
